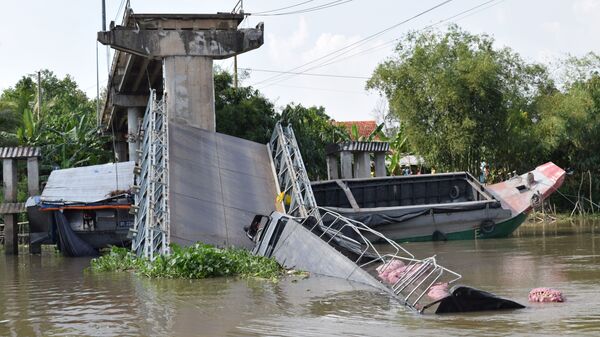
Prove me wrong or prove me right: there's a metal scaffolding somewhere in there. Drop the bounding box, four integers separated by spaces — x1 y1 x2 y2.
131 90 170 259
268 122 319 218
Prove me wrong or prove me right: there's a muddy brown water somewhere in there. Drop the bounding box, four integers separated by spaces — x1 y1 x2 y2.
1 219 600 336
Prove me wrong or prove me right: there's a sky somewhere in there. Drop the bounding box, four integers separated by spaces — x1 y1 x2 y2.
0 0 599 121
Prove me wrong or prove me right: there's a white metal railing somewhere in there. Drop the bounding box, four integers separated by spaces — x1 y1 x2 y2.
302 207 462 312
131 90 170 260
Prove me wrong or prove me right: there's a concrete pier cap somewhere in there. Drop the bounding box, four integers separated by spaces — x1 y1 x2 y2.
98 9 264 157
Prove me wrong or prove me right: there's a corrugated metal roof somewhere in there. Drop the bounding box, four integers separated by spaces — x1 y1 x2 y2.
326 141 390 154
0 147 41 159
41 161 135 203
0 203 26 214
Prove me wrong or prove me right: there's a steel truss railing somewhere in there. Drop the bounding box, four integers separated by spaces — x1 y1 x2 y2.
131 90 170 260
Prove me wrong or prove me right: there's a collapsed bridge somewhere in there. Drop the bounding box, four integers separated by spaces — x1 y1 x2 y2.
98 8 280 259
97 7 528 314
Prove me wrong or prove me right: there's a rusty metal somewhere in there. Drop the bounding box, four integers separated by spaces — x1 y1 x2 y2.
0 147 41 159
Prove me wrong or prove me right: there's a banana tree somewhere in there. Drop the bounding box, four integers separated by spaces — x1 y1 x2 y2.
377 125 410 176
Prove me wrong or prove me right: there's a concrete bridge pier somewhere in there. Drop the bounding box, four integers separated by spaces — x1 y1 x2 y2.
127 107 143 162
163 56 215 131
98 12 264 135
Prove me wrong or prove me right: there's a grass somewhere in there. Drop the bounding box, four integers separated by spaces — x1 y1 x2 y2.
90 243 283 280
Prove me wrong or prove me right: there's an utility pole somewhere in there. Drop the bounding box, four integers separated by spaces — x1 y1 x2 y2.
102 0 106 31
234 55 238 89
36 71 42 121
232 0 243 89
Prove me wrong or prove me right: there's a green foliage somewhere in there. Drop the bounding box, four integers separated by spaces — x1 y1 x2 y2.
0 101 20 147
533 58 600 210
90 244 283 280
90 246 143 272
377 124 410 175
280 103 348 180
215 70 278 144
367 25 551 174
1 70 111 171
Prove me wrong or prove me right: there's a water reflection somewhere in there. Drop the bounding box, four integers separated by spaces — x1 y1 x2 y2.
2 220 600 336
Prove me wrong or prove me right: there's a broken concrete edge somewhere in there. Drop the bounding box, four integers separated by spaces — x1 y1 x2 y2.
97 23 264 59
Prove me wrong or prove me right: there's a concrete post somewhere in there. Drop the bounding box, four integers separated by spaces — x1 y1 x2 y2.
164 56 215 131
327 155 339 180
3 159 18 255
27 157 40 196
340 151 353 179
27 157 41 254
127 107 143 162
3 159 17 201
115 141 128 162
375 153 387 177
354 152 371 179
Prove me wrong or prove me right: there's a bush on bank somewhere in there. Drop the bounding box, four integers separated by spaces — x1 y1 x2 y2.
90 243 283 279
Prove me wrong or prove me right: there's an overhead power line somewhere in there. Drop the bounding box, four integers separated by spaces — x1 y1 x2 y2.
306 0 502 71
241 68 369 79
252 0 316 15
251 0 454 88
252 0 355 16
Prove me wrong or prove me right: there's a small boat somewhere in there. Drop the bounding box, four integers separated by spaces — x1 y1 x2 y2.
311 162 565 242
27 162 135 256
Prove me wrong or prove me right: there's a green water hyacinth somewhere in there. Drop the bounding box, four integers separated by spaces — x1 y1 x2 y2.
90 244 283 280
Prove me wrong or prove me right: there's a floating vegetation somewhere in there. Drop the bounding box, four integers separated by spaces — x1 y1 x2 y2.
90 244 283 280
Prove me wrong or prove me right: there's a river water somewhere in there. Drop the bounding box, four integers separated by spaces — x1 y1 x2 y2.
1 219 600 337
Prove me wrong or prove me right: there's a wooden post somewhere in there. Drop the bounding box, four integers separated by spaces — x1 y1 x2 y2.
3 159 18 255
589 170 594 214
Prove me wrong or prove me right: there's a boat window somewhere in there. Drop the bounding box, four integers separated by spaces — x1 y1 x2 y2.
516 185 528 192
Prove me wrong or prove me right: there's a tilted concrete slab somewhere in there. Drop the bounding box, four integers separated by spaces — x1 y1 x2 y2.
168 121 282 249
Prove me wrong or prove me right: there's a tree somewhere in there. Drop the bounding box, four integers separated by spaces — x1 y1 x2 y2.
0 101 20 147
280 103 348 180
367 25 552 175
533 56 600 211
214 70 278 144
0 70 111 170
